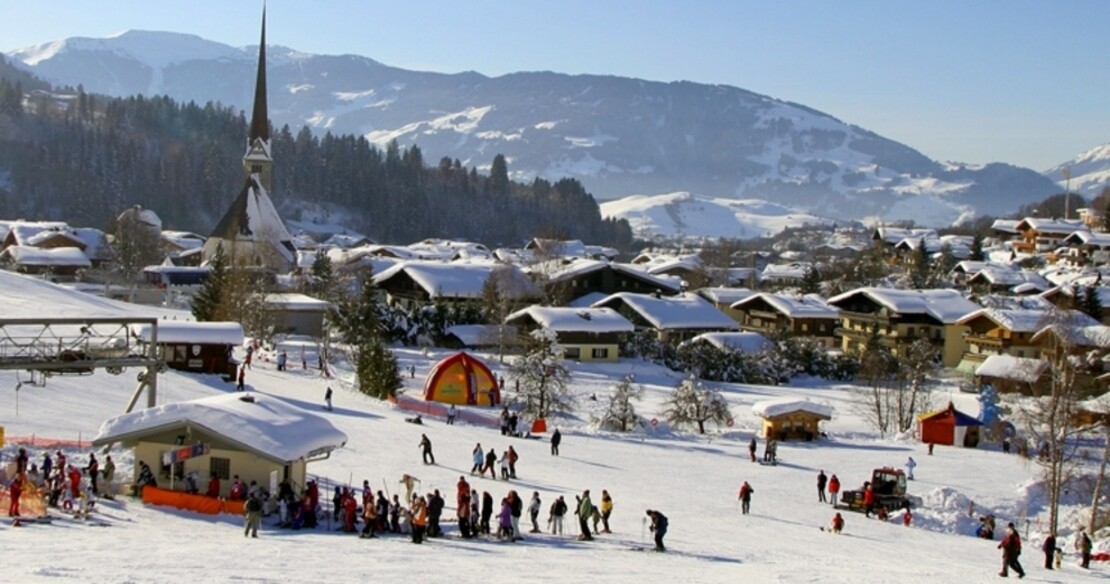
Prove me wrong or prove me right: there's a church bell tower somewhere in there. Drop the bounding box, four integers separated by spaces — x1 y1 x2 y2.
243 5 272 192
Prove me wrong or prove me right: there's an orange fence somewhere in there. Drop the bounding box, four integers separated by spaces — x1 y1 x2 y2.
141 486 244 516
0 479 49 518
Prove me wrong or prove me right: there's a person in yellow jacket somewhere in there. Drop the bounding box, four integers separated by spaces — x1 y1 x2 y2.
600 490 614 534
360 496 378 539
411 496 429 544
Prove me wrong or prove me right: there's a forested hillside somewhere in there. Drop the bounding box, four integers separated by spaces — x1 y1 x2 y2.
0 59 633 248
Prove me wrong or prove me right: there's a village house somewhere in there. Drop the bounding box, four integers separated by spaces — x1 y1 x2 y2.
752 399 832 441
591 291 739 343
954 308 1069 374
530 258 681 306
827 287 979 367
729 292 840 347
372 261 539 310
130 321 243 376
695 287 757 321
504 306 634 362
1011 217 1088 255
974 354 1049 395
264 293 331 338
965 267 1051 295
1061 230 1110 266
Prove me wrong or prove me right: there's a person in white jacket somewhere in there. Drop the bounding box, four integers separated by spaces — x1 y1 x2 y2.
528 491 542 533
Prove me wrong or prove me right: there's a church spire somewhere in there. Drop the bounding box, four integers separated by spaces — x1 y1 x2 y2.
243 3 272 191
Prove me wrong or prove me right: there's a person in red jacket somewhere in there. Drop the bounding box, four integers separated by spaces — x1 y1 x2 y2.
830 512 844 533
8 477 22 517
68 466 82 498
862 482 876 518
828 474 841 507
342 488 357 532
207 473 221 498
738 481 754 515
998 522 1025 578
229 476 246 500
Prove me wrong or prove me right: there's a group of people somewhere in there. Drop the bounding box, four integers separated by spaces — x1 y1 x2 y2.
6 448 116 520
469 443 521 480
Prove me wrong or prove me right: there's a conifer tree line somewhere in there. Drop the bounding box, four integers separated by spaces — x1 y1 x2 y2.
0 62 634 249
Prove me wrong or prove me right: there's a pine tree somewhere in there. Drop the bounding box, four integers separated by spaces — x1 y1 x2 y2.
970 234 985 262
191 244 227 321
661 374 731 434
910 239 930 289
799 264 822 295
358 340 403 400
508 327 573 418
330 281 399 399
1081 285 1104 321
489 154 510 197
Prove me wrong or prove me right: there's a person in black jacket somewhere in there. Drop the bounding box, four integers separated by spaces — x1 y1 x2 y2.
817 470 828 503
646 509 668 551
1042 532 1057 570
551 429 562 456
481 491 494 535
427 490 444 537
509 490 523 540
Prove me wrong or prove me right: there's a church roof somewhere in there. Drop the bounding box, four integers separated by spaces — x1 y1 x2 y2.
207 176 295 264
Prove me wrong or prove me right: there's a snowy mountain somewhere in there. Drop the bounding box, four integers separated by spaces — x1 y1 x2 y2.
1045 143 1110 198
5 31 1061 225
599 191 832 240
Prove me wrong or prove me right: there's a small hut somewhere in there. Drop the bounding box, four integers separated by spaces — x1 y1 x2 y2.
423 351 499 406
752 399 832 441
130 321 243 376
917 401 982 447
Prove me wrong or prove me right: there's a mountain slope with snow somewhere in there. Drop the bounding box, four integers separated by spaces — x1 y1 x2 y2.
5 31 1061 225
1046 142 1110 198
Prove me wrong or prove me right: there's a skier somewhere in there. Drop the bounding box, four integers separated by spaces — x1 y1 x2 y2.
600 490 613 533
86 453 99 495
485 448 498 479
471 443 484 474
243 492 263 538
1042 531 1056 570
998 522 1025 578
817 470 828 503
748 437 757 462
447 404 457 425
41 452 52 480
550 495 567 535
646 509 668 551
457 492 473 538
528 491 542 533
509 490 523 540
342 488 357 532
481 491 494 535
324 387 333 411
738 481 754 515
905 456 916 480
508 445 519 478
828 474 841 507
427 490 444 537
498 497 513 540
551 428 562 456
577 490 594 541
419 434 435 465
359 498 378 538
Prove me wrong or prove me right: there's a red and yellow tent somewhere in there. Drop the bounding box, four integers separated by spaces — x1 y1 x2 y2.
423 352 499 406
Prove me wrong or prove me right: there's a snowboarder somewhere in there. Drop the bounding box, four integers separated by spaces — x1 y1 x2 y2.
646 509 668 551
447 404 457 425
419 434 435 465
324 386 333 411
738 481 754 515
817 470 828 503
551 428 562 456
749 437 757 462
998 522 1025 578
528 491 542 533
905 456 916 480
1042 532 1057 570
828 474 840 507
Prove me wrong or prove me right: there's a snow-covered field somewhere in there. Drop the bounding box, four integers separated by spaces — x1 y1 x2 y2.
0 272 1104 583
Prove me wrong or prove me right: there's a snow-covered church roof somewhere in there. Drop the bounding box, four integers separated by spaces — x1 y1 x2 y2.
93 393 347 463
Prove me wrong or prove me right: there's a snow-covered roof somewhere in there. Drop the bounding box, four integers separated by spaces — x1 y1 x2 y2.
264 293 331 311
991 219 1020 234
967 267 1049 289
731 293 839 319
683 331 772 353
760 262 810 281
1063 230 1110 248
374 261 539 300
752 398 833 420
695 287 757 306
957 308 1052 332
975 355 1047 383
0 245 91 267
93 393 348 463
827 287 979 324
1032 324 1110 349
1014 217 1088 235
505 306 634 334
873 227 936 244
161 230 206 251
443 324 520 347
534 258 681 293
130 321 244 345
592 292 740 331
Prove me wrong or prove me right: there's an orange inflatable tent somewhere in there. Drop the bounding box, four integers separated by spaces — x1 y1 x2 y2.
423 352 499 406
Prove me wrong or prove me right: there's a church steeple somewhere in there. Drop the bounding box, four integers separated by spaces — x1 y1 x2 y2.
243 3 272 191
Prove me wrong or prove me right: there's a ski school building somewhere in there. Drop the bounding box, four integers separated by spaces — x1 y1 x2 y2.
93 393 347 513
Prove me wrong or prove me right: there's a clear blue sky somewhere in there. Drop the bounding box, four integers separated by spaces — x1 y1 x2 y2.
2 0 1107 171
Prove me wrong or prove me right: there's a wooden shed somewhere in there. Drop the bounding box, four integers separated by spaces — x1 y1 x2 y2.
917 401 982 448
130 321 243 377
751 399 833 441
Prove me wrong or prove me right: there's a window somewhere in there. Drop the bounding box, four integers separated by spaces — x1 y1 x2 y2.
172 345 187 363
210 457 230 480
591 348 609 359
564 347 581 359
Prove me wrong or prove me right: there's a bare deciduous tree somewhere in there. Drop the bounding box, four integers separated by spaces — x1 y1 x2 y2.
662 374 732 434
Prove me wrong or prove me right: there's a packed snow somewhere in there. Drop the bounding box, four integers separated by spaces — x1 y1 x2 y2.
0 273 1104 583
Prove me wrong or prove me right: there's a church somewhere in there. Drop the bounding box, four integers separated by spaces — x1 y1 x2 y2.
201 7 296 273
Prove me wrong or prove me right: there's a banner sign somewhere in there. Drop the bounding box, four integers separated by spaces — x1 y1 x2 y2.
162 442 211 466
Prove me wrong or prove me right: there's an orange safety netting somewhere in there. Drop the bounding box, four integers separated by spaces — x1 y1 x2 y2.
141 485 244 516
5 436 92 449
0 478 49 518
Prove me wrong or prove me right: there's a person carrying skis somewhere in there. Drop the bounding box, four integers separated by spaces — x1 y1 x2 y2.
419 434 435 465
998 522 1025 578
576 490 594 541
738 481 754 515
646 509 668 551
817 470 828 503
